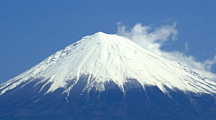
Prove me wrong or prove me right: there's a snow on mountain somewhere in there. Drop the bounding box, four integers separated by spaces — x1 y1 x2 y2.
1 32 216 96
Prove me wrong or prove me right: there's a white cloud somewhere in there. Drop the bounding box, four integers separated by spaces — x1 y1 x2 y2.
204 55 216 71
117 23 216 80
117 22 178 54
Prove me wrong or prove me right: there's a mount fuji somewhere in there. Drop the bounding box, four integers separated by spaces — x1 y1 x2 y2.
0 32 216 120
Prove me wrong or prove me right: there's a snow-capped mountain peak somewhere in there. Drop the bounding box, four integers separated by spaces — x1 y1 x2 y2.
1 32 216 95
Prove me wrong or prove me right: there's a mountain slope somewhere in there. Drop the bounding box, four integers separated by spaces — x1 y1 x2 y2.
0 32 216 120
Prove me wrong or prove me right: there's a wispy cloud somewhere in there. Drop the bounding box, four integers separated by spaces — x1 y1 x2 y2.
184 42 189 51
117 23 216 80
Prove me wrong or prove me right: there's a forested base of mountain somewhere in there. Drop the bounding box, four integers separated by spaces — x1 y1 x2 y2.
0 79 216 120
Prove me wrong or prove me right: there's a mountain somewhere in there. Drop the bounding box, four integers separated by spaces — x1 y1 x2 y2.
0 32 216 120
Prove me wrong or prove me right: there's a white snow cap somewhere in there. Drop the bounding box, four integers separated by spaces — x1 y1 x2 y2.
1 32 216 95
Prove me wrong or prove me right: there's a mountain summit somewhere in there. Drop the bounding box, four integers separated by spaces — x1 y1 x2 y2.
1 32 216 120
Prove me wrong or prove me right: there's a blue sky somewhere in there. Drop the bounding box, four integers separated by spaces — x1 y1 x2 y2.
0 0 216 83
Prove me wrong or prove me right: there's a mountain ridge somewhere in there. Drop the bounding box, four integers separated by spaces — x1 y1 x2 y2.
1 32 216 120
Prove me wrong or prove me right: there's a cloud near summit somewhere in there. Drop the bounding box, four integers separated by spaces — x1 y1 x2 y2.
117 22 216 80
